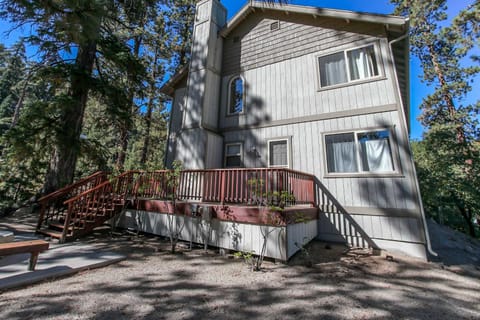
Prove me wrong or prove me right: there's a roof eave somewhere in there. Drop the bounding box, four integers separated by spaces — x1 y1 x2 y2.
220 1 407 37
159 65 189 97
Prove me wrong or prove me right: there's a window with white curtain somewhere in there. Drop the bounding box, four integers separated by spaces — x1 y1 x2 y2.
224 143 242 168
325 133 358 173
268 139 289 168
325 129 395 174
318 44 380 88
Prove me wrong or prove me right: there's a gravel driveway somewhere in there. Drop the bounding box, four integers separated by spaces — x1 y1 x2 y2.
0 210 479 320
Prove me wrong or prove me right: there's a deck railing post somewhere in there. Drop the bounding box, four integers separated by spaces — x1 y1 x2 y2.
309 178 315 207
36 202 47 231
60 203 73 243
220 170 226 205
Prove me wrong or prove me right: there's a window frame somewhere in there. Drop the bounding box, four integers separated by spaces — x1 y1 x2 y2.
322 127 402 178
267 137 291 168
224 142 243 168
226 75 246 116
316 42 384 90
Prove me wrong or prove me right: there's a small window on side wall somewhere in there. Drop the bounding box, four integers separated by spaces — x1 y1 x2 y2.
268 139 289 168
325 129 395 174
228 76 244 115
225 143 242 168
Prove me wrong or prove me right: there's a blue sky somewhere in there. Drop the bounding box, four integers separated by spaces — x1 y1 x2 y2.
0 0 476 140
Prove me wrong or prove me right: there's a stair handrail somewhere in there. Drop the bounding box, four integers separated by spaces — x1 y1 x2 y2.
63 170 135 205
36 171 108 232
38 171 107 203
59 170 145 242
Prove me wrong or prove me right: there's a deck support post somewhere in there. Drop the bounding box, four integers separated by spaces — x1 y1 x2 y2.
28 252 39 271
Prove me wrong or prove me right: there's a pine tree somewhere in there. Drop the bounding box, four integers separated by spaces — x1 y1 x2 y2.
0 0 151 193
0 41 26 132
391 0 480 237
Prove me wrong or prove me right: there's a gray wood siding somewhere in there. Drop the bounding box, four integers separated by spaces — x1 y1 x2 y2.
222 12 386 76
202 71 221 129
221 110 425 257
166 4 425 257
222 111 418 212
170 88 185 134
318 212 424 244
219 40 397 129
317 212 426 259
176 128 207 169
166 88 186 168
205 132 223 168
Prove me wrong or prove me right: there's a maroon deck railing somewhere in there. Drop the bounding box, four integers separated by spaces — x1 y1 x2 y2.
37 168 317 242
119 168 315 207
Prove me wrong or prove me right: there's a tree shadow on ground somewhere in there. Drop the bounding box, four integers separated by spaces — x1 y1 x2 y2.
0 235 478 320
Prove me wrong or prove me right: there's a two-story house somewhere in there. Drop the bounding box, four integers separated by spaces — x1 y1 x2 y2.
161 0 433 260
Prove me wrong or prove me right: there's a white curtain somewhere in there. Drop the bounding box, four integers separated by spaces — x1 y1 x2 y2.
362 139 393 172
327 135 357 173
320 52 347 86
348 46 377 81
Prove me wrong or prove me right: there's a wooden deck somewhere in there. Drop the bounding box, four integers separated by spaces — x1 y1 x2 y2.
35 168 327 246
34 167 364 260
129 199 318 226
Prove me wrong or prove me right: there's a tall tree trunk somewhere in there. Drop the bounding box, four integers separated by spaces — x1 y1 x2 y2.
427 44 465 143
43 41 97 194
116 36 142 171
10 74 31 128
116 126 129 171
140 48 159 166
458 204 476 238
140 100 153 166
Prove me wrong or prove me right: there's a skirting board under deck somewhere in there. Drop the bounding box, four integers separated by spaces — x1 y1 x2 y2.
117 209 318 261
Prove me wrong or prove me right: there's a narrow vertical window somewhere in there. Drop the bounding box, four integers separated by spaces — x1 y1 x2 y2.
228 76 244 115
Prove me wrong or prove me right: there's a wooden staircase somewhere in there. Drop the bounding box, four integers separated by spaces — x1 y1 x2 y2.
36 172 132 242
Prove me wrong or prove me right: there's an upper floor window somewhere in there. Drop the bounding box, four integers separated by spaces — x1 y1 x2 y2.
325 129 395 174
318 44 380 88
228 76 244 115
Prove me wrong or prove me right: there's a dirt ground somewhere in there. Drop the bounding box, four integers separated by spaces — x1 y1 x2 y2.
0 209 479 320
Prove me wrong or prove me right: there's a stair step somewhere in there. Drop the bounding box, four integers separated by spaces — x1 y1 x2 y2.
49 222 84 231
49 222 69 230
37 229 66 239
87 207 115 212
74 212 112 219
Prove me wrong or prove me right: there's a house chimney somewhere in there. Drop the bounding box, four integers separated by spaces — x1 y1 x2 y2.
176 0 226 169
183 0 226 128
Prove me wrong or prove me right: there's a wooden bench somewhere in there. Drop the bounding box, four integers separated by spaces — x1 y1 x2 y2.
0 240 50 271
